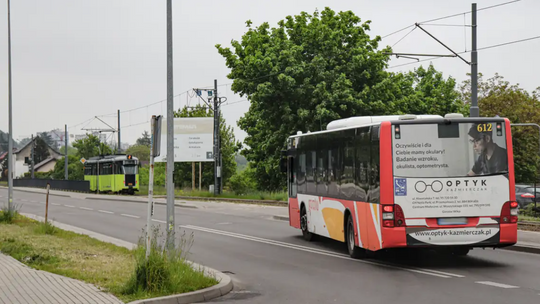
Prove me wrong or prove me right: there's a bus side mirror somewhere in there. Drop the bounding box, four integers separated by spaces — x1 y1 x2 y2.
280 158 287 173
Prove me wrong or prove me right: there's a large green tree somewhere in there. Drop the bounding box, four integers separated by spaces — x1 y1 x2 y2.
170 104 241 190
216 7 462 191
460 73 540 183
126 144 150 162
72 134 112 159
51 155 84 181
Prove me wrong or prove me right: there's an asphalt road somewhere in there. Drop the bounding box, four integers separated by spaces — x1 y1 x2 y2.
1 188 540 304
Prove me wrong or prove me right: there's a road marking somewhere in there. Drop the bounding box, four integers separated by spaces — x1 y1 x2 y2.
121 214 140 219
217 222 232 225
80 207 93 211
181 225 456 279
65 205 75 208
475 281 519 289
152 219 166 223
52 203 61 206
98 210 114 214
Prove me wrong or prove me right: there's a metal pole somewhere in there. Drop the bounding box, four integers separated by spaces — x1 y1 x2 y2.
31 135 35 179
45 183 50 223
470 3 479 117
146 116 156 258
199 162 202 191
117 110 121 153
7 0 14 209
65 125 68 180
213 79 219 195
166 0 175 252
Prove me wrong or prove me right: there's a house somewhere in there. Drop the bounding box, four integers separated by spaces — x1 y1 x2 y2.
13 137 64 178
0 151 7 180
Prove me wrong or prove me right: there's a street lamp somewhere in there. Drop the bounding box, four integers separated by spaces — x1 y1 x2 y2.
6 0 14 210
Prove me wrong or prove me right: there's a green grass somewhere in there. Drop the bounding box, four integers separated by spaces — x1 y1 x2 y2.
0 181 7 187
137 185 287 202
519 215 540 222
0 214 217 303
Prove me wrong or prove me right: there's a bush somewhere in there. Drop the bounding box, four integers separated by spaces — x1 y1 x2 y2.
521 203 540 218
0 204 20 224
228 166 257 195
123 226 216 297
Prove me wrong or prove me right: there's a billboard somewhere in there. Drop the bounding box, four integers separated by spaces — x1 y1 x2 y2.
154 117 214 163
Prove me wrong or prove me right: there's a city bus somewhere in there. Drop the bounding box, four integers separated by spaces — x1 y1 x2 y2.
84 154 140 194
281 113 517 258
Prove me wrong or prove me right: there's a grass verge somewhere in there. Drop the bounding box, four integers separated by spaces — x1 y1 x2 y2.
0 213 218 303
138 185 287 202
519 215 540 223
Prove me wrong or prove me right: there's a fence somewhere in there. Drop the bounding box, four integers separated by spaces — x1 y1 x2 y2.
13 179 90 193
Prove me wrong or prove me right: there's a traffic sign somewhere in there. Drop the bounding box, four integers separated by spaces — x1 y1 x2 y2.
80 158 86 164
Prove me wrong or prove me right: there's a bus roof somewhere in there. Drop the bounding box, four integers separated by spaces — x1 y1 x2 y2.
85 154 139 164
289 113 507 138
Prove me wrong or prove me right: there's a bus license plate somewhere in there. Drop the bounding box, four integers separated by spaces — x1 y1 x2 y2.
128 183 133 186
438 217 467 225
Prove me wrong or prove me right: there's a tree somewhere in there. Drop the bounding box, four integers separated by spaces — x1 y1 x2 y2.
72 134 112 159
126 144 150 162
58 145 78 156
136 131 151 147
459 73 540 183
38 132 56 149
51 155 84 181
0 130 18 151
34 137 51 164
170 104 241 190
216 8 462 191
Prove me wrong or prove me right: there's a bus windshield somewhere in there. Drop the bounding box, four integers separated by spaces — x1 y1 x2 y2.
392 122 508 178
123 165 138 175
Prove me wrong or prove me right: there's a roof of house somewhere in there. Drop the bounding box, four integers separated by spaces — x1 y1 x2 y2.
14 136 64 156
34 157 58 171
0 152 7 161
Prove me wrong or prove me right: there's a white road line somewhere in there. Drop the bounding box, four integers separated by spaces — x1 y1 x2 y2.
181 224 454 279
64 205 75 208
98 210 114 214
80 207 93 211
52 203 61 206
475 281 519 289
152 219 166 223
121 214 140 219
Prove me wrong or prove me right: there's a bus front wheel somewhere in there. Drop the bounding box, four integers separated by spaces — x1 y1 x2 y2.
300 206 314 242
346 216 367 259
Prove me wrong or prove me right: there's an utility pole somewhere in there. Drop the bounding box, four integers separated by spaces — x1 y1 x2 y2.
31 135 35 179
470 3 479 117
7 0 14 209
213 79 220 195
117 110 121 153
166 0 175 252
64 125 68 180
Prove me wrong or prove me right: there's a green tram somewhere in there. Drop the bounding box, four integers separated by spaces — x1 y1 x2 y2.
83 154 140 194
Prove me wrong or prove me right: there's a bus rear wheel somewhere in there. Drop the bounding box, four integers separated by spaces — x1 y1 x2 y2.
346 215 367 259
300 206 314 242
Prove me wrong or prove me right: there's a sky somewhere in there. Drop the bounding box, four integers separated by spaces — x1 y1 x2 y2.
0 0 538 148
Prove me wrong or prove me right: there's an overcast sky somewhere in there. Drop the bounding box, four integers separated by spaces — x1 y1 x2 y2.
0 0 538 147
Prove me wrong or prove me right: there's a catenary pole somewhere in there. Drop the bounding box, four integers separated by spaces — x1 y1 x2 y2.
470 3 479 117
7 0 14 209
166 0 175 252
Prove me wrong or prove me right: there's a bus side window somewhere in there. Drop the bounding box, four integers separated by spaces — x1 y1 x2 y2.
289 157 297 198
370 126 380 204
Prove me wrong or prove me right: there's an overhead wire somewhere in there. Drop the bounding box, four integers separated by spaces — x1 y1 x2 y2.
386 35 540 69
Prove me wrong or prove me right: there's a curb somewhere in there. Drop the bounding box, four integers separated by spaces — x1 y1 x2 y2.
501 244 540 255
158 195 288 207
11 187 70 197
20 213 233 304
84 197 199 209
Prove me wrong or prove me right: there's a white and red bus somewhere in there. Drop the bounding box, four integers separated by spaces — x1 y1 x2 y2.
281 113 518 258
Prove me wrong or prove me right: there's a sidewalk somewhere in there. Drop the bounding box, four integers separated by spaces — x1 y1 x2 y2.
0 253 123 304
